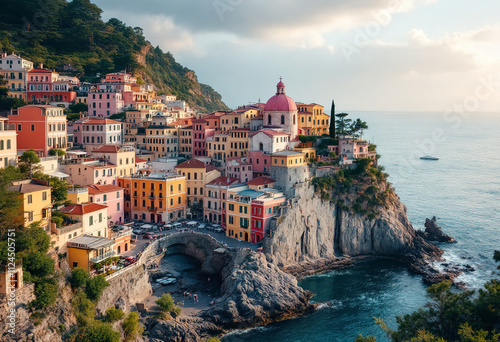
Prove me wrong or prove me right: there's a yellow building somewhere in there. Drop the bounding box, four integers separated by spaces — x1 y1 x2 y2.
293 147 317 163
297 103 329 136
271 151 307 167
207 132 228 165
67 235 116 272
227 128 250 158
145 125 179 159
220 108 259 132
174 159 221 209
8 179 52 230
179 125 193 157
226 188 267 242
91 144 136 177
0 53 33 100
0 118 17 168
67 187 89 204
118 172 186 223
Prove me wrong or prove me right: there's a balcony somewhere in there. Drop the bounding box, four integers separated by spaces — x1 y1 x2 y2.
147 206 157 211
90 250 116 263
148 194 157 199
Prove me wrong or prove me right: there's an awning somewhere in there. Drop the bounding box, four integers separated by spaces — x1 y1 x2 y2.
44 171 70 178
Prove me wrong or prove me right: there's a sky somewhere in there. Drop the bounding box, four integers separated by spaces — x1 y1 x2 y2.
92 0 500 113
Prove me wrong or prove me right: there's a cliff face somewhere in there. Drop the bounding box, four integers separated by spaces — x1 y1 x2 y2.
263 184 446 282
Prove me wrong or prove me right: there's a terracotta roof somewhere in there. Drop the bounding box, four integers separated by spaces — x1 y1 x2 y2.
60 202 108 215
87 184 123 195
205 165 219 172
175 159 206 169
135 157 147 163
247 177 276 186
92 145 120 153
207 176 240 186
75 118 122 125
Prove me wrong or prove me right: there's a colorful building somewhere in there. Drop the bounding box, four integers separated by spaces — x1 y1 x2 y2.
228 128 250 158
8 179 52 230
0 118 17 168
250 188 286 243
225 157 253 183
145 125 179 159
91 145 136 178
0 53 33 100
250 130 290 154
270 150 310 197
27 68 77 106
226 187 255 242
118 172 186 223
203 176 240 226
296 103 329 136
8 105 68 156
247 151 271 176
263 80 299 141
192 118 209 157
72 117 122 152
87 184 125 225
88 89 124 117
174 159 221 208
67 235 116 272
179 125 193 157
62 158 117 186
59 202 109 238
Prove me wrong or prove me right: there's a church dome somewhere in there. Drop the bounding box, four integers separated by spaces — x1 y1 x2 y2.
264 80 297 112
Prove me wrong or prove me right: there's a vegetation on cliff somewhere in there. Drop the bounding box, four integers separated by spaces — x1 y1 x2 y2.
312 158 394 219
0 0 228 112
356 253 500 342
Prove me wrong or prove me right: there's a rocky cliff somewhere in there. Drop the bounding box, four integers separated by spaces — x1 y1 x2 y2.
263 184 449 283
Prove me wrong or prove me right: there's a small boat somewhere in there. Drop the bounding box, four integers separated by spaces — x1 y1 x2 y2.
420 155 439 160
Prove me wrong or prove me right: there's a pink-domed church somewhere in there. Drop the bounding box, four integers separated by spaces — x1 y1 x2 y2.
263 78 299 141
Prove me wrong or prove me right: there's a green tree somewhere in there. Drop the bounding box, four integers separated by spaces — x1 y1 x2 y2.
85 275 109 301
156 293 175 312
68 102 88 113
335 113 351 136
352 118 369 140
18 149 41 178
329 99 336 139
31 279 58 309
77 321 120 342
69 267 90 289
23 251 55 282
73 291 95 327
33 172 68 206
0 166 23 238
122 312 143 341
103 307 124 323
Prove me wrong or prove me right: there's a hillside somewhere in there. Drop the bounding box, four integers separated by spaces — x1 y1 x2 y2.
0 0 229 112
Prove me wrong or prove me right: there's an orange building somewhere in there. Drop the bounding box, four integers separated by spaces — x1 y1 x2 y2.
118 173 187 224
8 105 68 156
296 103 329 136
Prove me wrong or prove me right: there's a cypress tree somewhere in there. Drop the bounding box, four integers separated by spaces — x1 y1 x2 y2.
329 99 336 138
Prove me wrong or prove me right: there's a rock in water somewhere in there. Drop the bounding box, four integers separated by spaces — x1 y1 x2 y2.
421 216 455 243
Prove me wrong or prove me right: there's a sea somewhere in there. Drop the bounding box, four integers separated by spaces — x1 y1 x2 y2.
222 111 500 342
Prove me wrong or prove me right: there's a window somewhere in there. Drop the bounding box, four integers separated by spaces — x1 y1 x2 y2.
99 213 102 222
89 216 93 226
239 205 242 213
229 203 234 211
103 194 107 202
42 191 47 201
31 124 35 131
228 216 234 224
27 194 32 204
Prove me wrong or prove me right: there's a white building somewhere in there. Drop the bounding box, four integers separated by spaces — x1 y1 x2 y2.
250 130 290 154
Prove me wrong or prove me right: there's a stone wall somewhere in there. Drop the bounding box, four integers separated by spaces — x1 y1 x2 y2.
270 165 310 198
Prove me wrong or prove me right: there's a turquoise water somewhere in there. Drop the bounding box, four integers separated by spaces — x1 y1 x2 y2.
222 112 500 342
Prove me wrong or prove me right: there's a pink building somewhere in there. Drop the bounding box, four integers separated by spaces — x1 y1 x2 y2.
251 188 286 243
72 118 122 152
88 89 124 117
192 118 208 157
88 184 124 225
62 159 117 186
204 176 241 226
225 157 253 183
248 150 271 177
27 68 77 106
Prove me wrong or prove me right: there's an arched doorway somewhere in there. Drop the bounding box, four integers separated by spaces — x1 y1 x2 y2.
117 246 121 254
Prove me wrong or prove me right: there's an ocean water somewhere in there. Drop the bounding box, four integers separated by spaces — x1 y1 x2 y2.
222 112 500 342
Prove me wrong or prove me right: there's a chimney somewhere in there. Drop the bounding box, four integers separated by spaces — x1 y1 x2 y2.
40 63 44 69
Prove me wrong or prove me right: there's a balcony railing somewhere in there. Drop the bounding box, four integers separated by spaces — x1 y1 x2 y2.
148 194 157 199
147 206 157 211
90 250 116 263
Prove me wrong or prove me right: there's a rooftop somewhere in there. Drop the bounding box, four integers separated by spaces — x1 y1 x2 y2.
272 150 304 156
87 184 123 195
67 235 115 250
246 177 276 186
206 176 240 187
8 180 51 194
60 203 108 215
175 159 206 169
238 189 265 199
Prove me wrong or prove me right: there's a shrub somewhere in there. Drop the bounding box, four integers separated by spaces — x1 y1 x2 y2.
73 291 95 326
156 312 172 321
206 338 222 342
170 306 182 318
78 321 120 342
31 279 58 309
69 267 90 289
156 293 175 313
51 216 64 227
122 312 143 341
103 308 124 323
85 275 109 301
